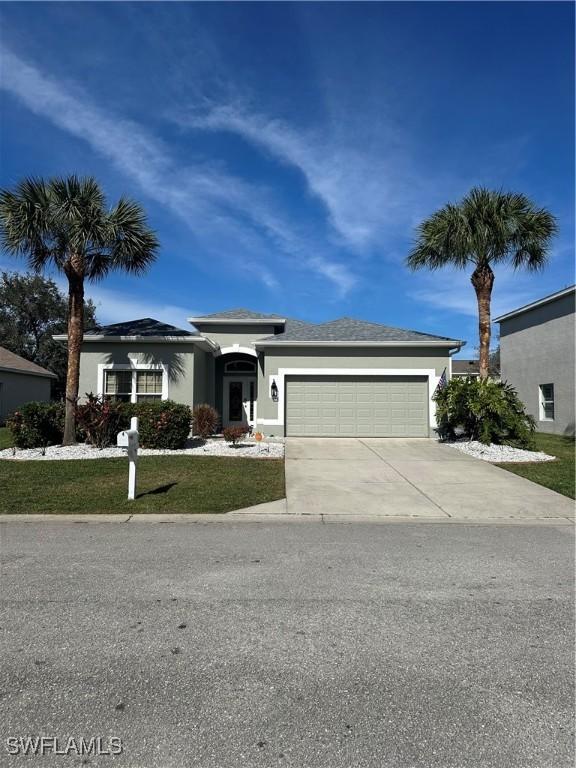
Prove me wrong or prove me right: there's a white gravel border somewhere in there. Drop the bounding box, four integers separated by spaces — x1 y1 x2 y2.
0 437 284 461
442 439 555 463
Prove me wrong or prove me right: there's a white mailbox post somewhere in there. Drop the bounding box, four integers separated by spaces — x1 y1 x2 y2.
117 417 139 500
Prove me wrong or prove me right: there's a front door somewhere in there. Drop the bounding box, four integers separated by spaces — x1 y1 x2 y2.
223 377 256 429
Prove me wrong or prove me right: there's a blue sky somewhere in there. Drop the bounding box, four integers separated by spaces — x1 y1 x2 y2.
1 1 574 356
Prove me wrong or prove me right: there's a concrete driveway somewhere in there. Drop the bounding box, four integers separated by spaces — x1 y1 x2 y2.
285 438 575 519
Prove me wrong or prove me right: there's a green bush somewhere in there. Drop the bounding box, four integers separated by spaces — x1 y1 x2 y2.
7 401 64 449
76 394 126 449
434 377 535 448
123 400 192 449
192 403 219 439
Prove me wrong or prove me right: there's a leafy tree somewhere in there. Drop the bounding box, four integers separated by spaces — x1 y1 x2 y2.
407 187 557 379
0 177 158 444
0 271 97 398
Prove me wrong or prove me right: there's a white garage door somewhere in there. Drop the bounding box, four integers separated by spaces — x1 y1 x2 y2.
285 376 429 437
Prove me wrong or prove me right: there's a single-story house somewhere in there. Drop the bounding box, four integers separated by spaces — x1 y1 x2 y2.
57 309 464 437
495 285 575 436
0 346 57 424
451 359 480 379
451 358 500 380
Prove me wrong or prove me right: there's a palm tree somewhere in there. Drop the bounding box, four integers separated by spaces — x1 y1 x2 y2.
0 176 159 444
406 187 557 379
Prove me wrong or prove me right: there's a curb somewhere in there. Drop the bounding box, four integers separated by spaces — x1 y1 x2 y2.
0 513 573 526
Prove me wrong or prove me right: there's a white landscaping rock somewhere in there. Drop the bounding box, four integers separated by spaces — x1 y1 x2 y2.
442 439 555 463
0 438 284 461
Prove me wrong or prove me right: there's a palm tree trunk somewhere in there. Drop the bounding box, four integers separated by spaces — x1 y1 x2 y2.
62 262 84 446
471 262 495 380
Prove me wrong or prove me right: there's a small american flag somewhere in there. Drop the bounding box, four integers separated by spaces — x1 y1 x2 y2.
434 368 447 395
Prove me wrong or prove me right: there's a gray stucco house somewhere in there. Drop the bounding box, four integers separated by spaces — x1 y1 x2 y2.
59 309 464 437
0 346 56 424
495 285 575 436
452 359 481 379
451 358 500 380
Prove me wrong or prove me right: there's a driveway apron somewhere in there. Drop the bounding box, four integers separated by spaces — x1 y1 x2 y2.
284 438 575 519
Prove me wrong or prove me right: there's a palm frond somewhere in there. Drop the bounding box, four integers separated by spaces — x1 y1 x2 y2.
0 178 56 268
406 186 558 272
0 176 158 280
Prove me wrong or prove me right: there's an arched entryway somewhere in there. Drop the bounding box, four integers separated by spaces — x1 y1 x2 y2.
215 351 258 430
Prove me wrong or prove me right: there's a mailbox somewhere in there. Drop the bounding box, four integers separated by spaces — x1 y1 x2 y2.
117 416 139 500
117 429 138 449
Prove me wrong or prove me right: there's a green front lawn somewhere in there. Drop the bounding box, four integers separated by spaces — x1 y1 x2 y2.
0 427 14 450
0 456 285 514
497 432 575 499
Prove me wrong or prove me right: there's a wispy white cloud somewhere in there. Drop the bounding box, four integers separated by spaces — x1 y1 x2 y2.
85 285 196 329
409 266 562 320
175 103 424 251
0 45 354 295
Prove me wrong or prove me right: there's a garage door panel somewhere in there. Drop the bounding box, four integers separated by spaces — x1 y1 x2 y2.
286 376 428 437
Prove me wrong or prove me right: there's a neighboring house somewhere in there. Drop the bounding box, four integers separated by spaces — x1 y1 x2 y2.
452 359 481 379
57 310 464 437
451 358 500 379
495 285 575 436
0 346 57 424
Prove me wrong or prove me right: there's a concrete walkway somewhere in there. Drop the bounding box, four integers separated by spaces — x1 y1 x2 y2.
283 438 575 519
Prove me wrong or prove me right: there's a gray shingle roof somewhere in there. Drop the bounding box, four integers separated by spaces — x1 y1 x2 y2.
452 359 480 374
85 318 195 337
0 346 57 377
79 311 461 346
193 308 285 321
258 317 460 344
283 318 316 334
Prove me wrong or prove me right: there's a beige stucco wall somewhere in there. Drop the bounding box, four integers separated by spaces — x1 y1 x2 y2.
77 339 456 436
0 370 53 423
193 346 215 407
195 323 281 349
256 346 451 436
78 343 197 407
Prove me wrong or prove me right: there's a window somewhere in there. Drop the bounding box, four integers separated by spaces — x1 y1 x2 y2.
539 384 555 421
136 370 163 401
224 360 256 373
104 367 164 403
104 370 133 403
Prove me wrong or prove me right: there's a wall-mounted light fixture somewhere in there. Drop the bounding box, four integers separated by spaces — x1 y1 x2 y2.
271 379 279 402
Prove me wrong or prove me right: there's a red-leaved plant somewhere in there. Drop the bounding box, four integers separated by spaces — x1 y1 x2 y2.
76 394 125 449
192 404 219 439
222 425 248 446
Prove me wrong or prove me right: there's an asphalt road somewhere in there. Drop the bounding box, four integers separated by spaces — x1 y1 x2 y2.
0 520 574 768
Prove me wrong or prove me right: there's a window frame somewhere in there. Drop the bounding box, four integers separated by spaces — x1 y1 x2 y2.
224 359 257 374
99 363 168 404
103 369 133 403
539 383 555 422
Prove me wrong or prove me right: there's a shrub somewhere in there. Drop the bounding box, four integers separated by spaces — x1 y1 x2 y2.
123 400 192 449
223 425 248 445
7 401 64 449
434 377 535 448
192 403 219 439
76 394 126 449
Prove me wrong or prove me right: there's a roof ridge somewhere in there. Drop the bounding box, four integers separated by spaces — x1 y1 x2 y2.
313 316 454 341
194 307 285 319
